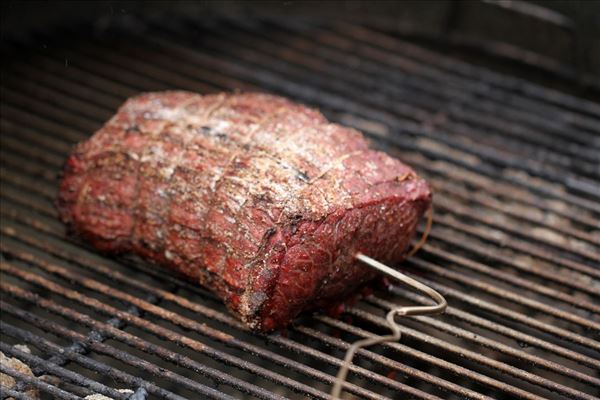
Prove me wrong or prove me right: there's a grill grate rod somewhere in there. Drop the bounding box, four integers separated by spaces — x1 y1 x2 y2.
2 155 598 350
3 58 600 264
41 300 152 380
420 232 600 302
404 276 600 352
410 257 600 331
1 216 600 400
425 215 600 280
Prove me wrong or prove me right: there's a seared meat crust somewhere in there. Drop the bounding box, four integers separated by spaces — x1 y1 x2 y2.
58 92 431 331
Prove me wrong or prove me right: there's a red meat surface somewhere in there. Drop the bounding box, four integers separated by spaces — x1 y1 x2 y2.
57 92 431 331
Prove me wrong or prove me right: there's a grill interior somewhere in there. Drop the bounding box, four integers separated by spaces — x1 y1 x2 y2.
1 15 599 400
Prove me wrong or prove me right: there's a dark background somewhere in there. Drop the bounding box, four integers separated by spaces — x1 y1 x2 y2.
2 0 600 97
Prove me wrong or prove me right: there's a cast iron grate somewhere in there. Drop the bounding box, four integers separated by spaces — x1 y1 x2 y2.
0 16 598 400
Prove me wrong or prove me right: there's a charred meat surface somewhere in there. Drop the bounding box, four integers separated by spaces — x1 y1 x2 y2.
57 92 431 331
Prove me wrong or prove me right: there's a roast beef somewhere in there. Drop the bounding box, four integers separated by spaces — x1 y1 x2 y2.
57 91 431 331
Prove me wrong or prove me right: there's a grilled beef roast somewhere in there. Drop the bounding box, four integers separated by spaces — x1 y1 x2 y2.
57 92 431 331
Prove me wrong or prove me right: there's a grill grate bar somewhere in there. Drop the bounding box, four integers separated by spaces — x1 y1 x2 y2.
1 201 598 399
0 133 64 167
387 289 600 369
364 296 600 386
428 214 600 279
407 277 600 351
422 244 600 314
421 231 600 302
432 196 599 263
3 54 599 264
42 300 149 373
0 303 222 400
0 341 129 400
2 159 597 349
410 257 600 331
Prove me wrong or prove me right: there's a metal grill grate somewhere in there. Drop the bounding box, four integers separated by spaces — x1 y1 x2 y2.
1 16 599 400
